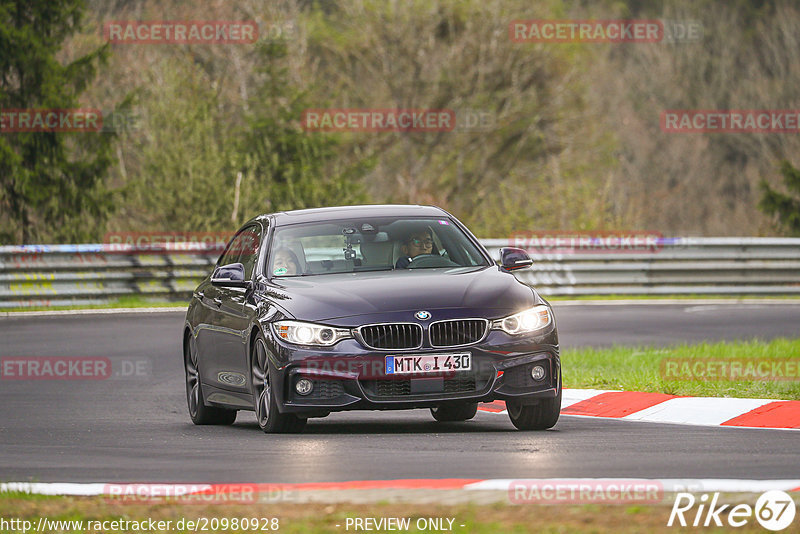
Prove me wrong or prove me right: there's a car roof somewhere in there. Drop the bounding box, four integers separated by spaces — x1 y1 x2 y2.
260 204 450 227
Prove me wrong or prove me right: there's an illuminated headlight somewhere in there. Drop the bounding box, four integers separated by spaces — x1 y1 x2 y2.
272 321 351 346
492 305 552 335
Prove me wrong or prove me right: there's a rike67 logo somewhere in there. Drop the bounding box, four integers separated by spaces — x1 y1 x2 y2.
668 491 796 531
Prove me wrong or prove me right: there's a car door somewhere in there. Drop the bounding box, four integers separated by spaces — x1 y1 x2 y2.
192 277 223 372
210 225 263 392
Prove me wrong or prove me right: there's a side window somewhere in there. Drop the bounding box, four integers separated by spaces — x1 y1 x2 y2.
217 239 239 269
237 227 261 279
218 226 262 279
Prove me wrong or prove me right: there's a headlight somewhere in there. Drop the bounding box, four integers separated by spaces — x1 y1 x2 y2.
492 305 552 335
272 320 351 346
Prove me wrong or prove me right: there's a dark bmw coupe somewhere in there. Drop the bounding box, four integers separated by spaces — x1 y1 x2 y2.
183 205 561 433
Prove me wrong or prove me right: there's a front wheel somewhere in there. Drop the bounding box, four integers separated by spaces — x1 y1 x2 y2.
252 334 307 434
506 377 561 430
430 402 478 422
185 334 237 425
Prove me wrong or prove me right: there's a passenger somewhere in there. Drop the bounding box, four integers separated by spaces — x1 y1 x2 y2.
395 229 436 268
272 247 301 275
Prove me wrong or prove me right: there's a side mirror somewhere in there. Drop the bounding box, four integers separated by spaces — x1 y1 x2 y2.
211 263 250 287
499 247 533 271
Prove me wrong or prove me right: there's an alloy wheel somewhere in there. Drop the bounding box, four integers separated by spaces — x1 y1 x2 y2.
252 339 271 427
185 335 200 418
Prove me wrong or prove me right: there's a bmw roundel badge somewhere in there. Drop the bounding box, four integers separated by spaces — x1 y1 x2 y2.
415 310 431 320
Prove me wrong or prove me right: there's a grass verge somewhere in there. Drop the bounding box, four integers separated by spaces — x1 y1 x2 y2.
562 338 800 399
0 495 773 533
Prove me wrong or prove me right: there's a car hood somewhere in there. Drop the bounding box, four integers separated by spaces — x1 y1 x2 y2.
264 266 539 323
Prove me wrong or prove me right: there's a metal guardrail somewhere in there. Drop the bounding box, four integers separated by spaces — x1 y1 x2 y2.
0 244 218 308
484 237 800 296
1 238 799 308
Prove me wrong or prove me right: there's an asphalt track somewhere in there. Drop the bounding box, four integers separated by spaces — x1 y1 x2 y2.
0 302 798 483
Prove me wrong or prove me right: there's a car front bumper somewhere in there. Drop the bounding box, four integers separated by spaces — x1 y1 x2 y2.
266 327 560 415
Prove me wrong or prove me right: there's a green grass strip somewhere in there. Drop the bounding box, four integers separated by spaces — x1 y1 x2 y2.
563 338 800 399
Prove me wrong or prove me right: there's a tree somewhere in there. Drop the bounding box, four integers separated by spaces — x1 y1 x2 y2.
0 0 115 243
237 40 370 218
759 161 800 236
122 57 240 233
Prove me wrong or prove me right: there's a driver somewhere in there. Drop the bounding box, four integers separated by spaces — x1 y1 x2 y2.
395 229 436 268
272 247 301 275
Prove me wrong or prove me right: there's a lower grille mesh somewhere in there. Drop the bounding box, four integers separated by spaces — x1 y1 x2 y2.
363 374 484 398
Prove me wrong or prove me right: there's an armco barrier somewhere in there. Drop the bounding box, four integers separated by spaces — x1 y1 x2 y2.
0 244 218 308
0 238 799 308
483 237 800 296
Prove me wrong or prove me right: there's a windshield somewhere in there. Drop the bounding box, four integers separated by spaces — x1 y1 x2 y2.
267 217 489 277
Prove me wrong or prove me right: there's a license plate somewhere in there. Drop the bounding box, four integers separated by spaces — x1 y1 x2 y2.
385 353 471 375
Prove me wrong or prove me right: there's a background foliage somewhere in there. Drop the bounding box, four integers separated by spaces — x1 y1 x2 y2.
2 0 799 242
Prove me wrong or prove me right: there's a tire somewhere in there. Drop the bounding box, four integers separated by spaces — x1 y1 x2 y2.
506 377 562 430
185 334 237 425
430 402 478 422
252 334 307 434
